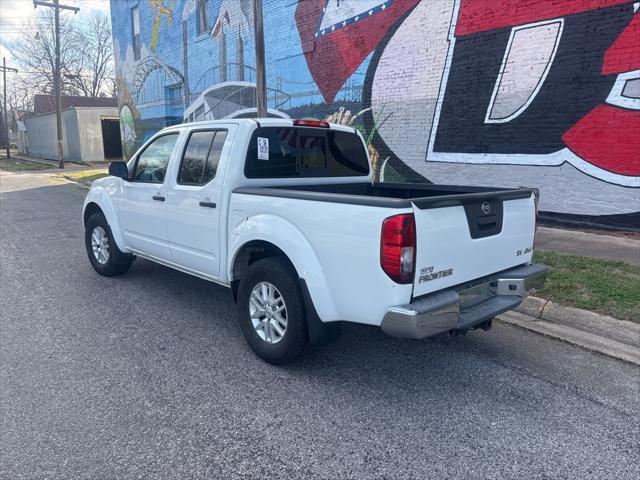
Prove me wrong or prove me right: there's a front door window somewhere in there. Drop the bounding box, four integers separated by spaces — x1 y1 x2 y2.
131 134 179 183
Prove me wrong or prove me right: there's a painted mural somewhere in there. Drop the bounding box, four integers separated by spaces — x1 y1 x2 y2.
111 0 640 230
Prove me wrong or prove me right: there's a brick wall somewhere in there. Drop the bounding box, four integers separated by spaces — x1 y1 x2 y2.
111 0 639 230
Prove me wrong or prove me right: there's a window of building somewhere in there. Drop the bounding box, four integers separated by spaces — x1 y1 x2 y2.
197 0 209 35
165 84 183 100
194 105 204 121
131 6 141 61
178 130 228 185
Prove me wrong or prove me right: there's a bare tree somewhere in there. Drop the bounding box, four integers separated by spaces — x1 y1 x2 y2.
107 74 119 99
4 74 36 113
12 10 81 97
65 14 115 98
0 73 33 145
12 11 115 100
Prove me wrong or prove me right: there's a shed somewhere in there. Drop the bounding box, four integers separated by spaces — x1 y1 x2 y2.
23 107 122 163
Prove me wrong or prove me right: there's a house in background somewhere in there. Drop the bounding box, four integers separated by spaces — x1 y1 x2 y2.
23 95 122 163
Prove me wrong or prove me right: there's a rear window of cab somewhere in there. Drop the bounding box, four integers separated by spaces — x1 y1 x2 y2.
244 127 370 179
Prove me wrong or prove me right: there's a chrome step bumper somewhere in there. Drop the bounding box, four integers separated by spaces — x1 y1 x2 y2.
381 264 548 339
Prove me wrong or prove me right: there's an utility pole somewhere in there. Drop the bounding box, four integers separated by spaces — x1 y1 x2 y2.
33 0 79 169
252 0 267 118
182 19 190 110
1 57 18 160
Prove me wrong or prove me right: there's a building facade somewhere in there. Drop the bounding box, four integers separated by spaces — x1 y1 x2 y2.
110 0 639 230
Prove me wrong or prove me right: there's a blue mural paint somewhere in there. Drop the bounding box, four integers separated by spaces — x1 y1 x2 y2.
111 0 371 160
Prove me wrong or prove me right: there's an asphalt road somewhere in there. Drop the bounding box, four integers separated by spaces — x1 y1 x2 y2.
1 171 639 480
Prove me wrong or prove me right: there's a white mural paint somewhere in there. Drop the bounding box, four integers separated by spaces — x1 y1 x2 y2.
485 19 563 123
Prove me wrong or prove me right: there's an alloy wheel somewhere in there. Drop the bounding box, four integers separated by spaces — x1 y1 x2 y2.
91 226 110 265
249 281 288 344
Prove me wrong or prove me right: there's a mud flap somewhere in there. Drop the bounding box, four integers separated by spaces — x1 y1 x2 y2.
299 278 341 346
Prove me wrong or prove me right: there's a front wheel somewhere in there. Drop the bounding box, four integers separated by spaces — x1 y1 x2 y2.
237 257 308 364
85 212 133 277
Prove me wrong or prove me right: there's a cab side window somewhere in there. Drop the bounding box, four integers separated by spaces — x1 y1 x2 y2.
244 128 298 178
178 130 228 185
132 134 179 183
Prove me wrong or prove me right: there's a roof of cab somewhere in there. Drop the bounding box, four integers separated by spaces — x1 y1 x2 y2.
162 118 357 134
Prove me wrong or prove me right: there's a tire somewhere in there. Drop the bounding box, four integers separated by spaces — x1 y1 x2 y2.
237 257 308 364
85 212 133 277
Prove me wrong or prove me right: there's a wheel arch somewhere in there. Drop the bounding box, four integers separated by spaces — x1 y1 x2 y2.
228 214 340 324
230 238 340 346
82 188 126 250
83 202 103 226
229 240 298 301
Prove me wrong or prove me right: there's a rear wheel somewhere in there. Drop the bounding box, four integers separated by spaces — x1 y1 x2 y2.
237 257 308 364
85 212 133 277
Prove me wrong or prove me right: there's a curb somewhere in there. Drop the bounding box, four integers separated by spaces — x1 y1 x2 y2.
11 155 64 168
497 297 640 366
12 154 93 168
59 175 92 188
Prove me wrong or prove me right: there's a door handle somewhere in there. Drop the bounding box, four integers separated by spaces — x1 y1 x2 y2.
199 201 217 208
152 195 165 202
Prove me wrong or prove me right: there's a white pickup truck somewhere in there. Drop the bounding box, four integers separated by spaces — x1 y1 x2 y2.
83 118 547 363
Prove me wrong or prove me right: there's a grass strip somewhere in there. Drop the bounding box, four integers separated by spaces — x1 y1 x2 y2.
533 251 640 322
0 159 52 171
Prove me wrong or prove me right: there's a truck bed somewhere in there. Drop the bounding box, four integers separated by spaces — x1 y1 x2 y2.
234 182 537 298
234 182 534 209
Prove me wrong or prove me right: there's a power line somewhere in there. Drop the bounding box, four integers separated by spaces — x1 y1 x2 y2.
0 20 97 27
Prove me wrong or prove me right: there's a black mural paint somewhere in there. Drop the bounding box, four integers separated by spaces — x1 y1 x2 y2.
433 5 634 154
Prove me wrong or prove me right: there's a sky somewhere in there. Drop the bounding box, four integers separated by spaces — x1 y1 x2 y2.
0 0 111 64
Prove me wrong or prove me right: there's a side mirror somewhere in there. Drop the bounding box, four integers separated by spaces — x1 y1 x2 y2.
108 161 129 180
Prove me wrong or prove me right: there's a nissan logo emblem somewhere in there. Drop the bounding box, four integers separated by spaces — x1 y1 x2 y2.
481 201 491 215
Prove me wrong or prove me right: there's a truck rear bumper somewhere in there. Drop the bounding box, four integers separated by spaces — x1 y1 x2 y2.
381 264 548 339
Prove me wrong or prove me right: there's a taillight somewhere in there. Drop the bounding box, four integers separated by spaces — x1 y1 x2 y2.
381 213 416 284
293 119 330 128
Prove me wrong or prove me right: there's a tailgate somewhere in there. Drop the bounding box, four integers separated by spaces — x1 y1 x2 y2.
412 193 536 298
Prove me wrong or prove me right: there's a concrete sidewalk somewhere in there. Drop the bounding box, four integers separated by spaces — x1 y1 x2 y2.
1 153 109 173
535 226 640 265
2 152 112 168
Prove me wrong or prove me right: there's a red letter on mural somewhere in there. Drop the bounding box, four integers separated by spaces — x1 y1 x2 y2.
562 104 640 176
